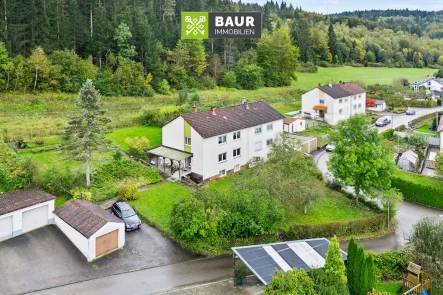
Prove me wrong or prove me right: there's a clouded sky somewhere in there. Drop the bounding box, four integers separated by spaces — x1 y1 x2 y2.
246 0 443 14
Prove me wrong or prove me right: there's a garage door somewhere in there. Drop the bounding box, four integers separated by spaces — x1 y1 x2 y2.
0 216 13 241
96 230 118 257
22 205 48 233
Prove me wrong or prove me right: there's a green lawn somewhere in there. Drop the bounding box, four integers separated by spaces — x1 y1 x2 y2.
271 101 301 115
129 182 191 234
207 173 242 192
393 169 443 187
106 126 162 151
288 189 377 225
416 124 439 136
18 150 82 173
55 196 68 208
375 282 402 294
294 67 436 90
299 124 332 146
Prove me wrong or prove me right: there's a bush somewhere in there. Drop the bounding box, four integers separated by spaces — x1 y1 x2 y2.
381 129 394 139
373 250 408 280
318 61 329 68
119 181 140 201
157 79 170 95
125 136 150 159
176 89 188 105
190 91 200 102
284 214 388 240
298 62 318 73
311 268 349 295
37 167 75 195
199 75 216 90
233 261 247 286
264 268 316 295
403 99 435 108
220 70 237 88
70 187 92 201
391 172 443 208
438 99 442 106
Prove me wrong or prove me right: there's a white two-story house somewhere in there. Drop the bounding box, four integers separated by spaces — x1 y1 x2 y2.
301 82 366 125
158 100 285 182
413 77 443 99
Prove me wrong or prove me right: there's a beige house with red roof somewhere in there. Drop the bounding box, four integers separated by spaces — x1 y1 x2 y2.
283 117 306 133
301 82 366 125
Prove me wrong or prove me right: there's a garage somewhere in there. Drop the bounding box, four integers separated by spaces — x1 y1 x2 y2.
54 199 125 261
0 190 55 242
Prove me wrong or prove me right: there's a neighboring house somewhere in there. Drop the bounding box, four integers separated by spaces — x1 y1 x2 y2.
301 82 366 125
367 100 386 112
0 190 55 242
397 150 419 172
438 115 443 152
158 99 285 182
413 77 443 93
54 199 125 262
283 117 306 133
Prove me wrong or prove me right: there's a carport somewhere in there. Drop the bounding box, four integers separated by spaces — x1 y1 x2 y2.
148 145 193 179
232 238 347 285
54 199 125 261
0 190 55 241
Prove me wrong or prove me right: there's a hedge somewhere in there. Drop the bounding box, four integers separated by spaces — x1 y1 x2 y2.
283 213 388 240
402 100 435 108
391 171 443 208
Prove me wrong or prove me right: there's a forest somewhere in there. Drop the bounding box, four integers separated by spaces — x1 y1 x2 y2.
0 1 443 96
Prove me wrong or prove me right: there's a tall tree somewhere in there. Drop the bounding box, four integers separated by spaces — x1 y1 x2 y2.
328 22 337 63
61 80 111 187
292 18 314 63
28 46 49 90
324 236 347 283
328 115 395 203
114 23 136 59
347 237 358 295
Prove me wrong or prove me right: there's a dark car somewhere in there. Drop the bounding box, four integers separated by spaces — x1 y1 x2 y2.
111 202 142 231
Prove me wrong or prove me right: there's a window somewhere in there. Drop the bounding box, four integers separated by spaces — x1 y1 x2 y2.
233 131 241 140
218 152 227 163
184 136 191 146
267 124 273 131
339 109 343 114
358 94 362 98
320 99 325 104
353 96 357 100
233 148 241 158
300 121 303 126
266 139 273 146
428 81 431 86
255 141 262 151
255 126 262 134
234 164 240 172
353 105 357 110
219 169 226 177
345 98 348 102
339 98 343 103
358 103 362 108
218 135 227 145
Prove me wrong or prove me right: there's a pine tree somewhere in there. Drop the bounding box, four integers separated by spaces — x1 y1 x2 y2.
263 4 272 32
347 237 357 294
328 22 337 63
353 246 365 295
365 254 376 292
61 80 111 187
324 236 347 283
358 254 368 295
292 17 314 63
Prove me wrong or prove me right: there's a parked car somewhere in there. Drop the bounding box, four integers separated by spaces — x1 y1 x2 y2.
406 109 416 115
111 202 142 231
325 144 335 152
375 116 392 127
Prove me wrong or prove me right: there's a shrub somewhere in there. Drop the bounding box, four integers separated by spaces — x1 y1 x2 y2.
264 268 316 295
125 136 150 159
233 261 247 286
438 99 442 106
298 62 318 73
157 79 170 94
403 99 435 108
391 172 443 208
284 214 388 240
37 167 75 195
373 250 408 280
119 181 140 201
381 129 394 139
324 236 347 282
311 268 349 295
220 70 237 88
70 187 92 201
190 91 200 102
176 89 188 105
199 75 216 90
318 61 329 68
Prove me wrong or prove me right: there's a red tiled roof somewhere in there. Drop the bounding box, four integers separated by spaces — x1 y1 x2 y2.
283 117 301 125
318 82 365 99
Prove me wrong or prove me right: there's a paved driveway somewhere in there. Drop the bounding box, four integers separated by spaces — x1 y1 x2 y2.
0 224 197 295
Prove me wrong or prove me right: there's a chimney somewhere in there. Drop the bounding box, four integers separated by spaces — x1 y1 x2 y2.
329 79 333 88
192 104 197 113
318 83 321 87
242 97 247 105
211 106 216 115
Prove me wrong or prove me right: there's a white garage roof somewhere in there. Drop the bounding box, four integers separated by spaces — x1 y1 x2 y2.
0 190 55 216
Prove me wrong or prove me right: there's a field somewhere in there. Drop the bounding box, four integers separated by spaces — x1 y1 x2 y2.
294 67 436 90
106 126 162 151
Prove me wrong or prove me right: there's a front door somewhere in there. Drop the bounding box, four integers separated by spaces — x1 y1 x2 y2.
319 110 325 118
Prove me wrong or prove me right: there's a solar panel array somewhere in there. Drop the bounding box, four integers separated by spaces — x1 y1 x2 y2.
232 238 347 285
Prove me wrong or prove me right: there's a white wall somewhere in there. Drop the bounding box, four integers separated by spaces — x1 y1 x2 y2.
89 222 125 261
440 133 443 152
162 117 184 150
198 119 283 180
0 200 54 238
284 120 306 133
55 215 89 259
190 128 204 176
415 80 443 92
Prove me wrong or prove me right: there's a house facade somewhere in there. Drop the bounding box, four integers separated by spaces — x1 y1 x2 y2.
413 77 443 93
283 117 306 133
301 82 366 125
161 100 285 182
438 115 443 152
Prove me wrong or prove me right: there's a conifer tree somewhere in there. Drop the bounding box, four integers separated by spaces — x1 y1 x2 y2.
324 236 347 283
347 237 357 294
353 246 365 295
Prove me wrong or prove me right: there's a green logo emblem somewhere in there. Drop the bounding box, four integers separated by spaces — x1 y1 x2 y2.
181 12 209 39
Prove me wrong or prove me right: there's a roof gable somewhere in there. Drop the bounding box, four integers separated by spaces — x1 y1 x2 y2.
182 101 285 139
54 200 123 238
318 82 365 99
0 190 55 216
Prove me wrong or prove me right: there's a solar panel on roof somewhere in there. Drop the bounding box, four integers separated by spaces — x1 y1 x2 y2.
232 238 347 285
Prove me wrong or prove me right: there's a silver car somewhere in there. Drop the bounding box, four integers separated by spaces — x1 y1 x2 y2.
406 109 416 115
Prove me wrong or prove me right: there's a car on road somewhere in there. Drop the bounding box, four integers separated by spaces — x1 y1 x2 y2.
406 109 416 115
375 116 392 127
325 144 335 152
111 201 142 231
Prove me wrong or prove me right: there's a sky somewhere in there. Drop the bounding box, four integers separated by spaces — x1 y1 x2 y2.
246 0 443 14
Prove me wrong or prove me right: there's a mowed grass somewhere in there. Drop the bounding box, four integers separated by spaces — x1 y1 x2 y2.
18 150 82 172
375 282 402 294
129 182 191 234
288 189 377 225
106 126 162 151
393 169 443 187
294 67 436 90
416 124 439 136
271 100 301 115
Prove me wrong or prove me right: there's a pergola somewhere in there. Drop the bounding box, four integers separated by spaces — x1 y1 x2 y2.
148 146 193 179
